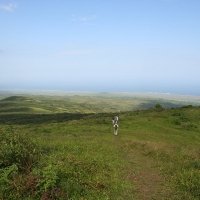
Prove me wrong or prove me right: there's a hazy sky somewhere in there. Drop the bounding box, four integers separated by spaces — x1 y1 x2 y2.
1 0 200 95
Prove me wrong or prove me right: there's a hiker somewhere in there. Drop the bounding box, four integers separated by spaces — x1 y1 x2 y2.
112 118 115 124
114 124 119 136
115 116 118 124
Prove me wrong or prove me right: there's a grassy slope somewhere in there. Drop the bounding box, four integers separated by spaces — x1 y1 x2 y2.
0 94 200 199
1 106 200 199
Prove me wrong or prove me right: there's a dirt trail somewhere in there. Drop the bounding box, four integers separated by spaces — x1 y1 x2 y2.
124 148 173 200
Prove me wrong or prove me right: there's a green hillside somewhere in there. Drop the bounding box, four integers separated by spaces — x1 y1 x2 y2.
0 99 200 199
1 93 200 116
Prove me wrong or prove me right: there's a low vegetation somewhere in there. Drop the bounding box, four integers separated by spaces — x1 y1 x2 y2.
0 94 200 199
1 93 200 115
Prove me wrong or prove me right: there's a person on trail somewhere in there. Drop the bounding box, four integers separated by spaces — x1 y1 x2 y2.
115 116 118 124
112 118 115 124
113 124 119 136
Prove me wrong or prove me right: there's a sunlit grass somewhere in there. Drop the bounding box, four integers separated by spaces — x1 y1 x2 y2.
0 97 200 199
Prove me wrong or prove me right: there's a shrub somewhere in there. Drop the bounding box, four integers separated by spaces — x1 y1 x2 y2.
153 103 164 111
0 127 41 173
174 119 181 125
0 164 18 198
0 164 18 186
155 103 163 109
0 127 43 199
35 164 59 194
181 123 198 130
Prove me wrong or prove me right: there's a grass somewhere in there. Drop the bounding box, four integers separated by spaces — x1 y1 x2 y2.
1 93 200 115
0 94 200 199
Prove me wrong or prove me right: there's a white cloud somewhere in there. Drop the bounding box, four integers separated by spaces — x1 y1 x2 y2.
55 49 95 56
79 17 87 21
72 15 97 25
0 3 18 12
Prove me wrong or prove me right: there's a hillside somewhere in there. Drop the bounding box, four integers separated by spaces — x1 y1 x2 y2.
0 98 200 199
1 93 200 125
1 92 200 115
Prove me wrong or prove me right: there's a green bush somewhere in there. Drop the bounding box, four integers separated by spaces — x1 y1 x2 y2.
0 164 18 199
181 123 198 130
0 164 18 186
0 127 41 172
151 103 165 111
0 127 42 199
155 103 163 109
174 119 181 125
34 164 59 194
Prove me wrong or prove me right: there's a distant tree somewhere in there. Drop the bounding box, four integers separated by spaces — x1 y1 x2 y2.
154 103 164 111
181 105 193 109
155 103 163 109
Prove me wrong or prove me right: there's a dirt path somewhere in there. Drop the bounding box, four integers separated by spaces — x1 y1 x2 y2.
122 145 173 200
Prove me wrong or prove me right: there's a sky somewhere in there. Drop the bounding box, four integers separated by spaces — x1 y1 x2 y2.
1 0 200 95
